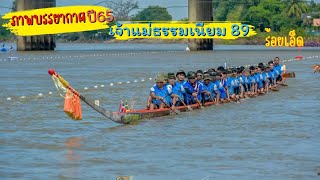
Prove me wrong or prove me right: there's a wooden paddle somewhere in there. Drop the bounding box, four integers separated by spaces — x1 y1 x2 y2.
178 97 193 111
160 98 179 115
313 65 320 73
282 72 295 78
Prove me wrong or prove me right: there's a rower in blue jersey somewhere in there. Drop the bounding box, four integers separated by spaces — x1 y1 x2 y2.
176 70 186 87
261 66 269 92
210 73 221 102
228 69 239 100
273 57 286 83
255 66 265 93
196 70 204 83
268 62 278 88
149 74 173 110
244 70 251 96
266 65 275 89
217 72 227 102
183 71 204 106
247 69 257 96
167 72 188 109
202 74 218 103
238 68 247 98
225 69 235 100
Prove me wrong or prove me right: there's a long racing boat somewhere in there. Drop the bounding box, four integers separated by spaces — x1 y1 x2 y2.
48 69 295 124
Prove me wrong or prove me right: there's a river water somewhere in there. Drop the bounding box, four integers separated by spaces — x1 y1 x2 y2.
0 43 319 180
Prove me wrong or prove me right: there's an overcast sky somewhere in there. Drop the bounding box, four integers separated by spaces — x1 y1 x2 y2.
1 0 319 20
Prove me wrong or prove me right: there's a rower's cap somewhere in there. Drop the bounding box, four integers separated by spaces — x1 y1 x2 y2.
232 68 237 73
161 73 168 80
203 74 212 81
196 70 203 74
217 66 225 71
176 70 186 77
187 71 196 79
167 72 176 79
155 74 165 82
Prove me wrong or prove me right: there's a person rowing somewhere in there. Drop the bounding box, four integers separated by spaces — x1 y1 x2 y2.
202 74 219 103
196 70 204 83
248 67 257 96
183 71 205 106
217 72 228 102
167 72 190 110
273 57 286 84
268 61 278 89
237 67 247 98
148 74 176 110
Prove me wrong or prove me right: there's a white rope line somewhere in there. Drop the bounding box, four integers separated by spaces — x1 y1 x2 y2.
0 51 183 62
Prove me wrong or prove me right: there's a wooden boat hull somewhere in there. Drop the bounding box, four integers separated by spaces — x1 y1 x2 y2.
115 102 215 124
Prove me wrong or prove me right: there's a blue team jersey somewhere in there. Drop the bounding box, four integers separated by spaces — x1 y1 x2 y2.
183 81 204 102
274 64 283 75
169 82 186 101
203 82 218 99
150 84 172 105
217 80 227 99
261 72 268 81
248 75 256 84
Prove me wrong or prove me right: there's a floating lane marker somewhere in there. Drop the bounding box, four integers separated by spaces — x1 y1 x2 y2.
7 97 11 101
84 87 88 90
141 79 145 82
49 92 52 95
110 83 114 86
20 96 26 99
94 86 98 88
149 78 152 80
126 81 130 84
38 93 43 97
101 85 105 88
134 80 138 83
118 82 122 85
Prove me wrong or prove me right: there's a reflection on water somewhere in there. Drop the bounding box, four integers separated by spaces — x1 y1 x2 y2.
62 137 82 179
64 136 82 161
0 44 319 179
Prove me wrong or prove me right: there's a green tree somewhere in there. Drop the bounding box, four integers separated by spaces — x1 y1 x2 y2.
226 5 244 21
132 6 172 21
282 0 308 18
0 17 12 41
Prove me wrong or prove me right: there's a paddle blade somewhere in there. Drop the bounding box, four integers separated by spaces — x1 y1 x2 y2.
282 72 295 78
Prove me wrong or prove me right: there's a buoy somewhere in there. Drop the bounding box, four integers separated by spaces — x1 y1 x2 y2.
20 96 26 99
126 81 130 84
94 86 98 88
38 93 43 97
101 85 105 87
118 82 122 84
185 47 190 51
110 83 114 86
7 97 11 101
141 79 145 82
134 80 138 83
149 78 152 80
49 92 52 95
84 87 88 90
